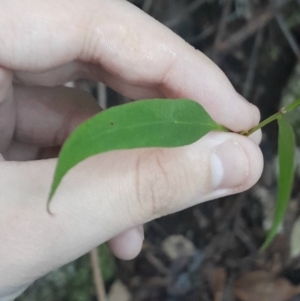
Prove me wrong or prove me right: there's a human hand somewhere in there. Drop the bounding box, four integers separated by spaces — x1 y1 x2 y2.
0 0 263 299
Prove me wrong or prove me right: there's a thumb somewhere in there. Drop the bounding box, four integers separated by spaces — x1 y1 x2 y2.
0 132 263 286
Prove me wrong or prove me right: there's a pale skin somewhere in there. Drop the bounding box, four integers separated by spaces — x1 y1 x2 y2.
0 0 264 299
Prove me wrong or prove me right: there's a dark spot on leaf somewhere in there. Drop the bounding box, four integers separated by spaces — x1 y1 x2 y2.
110 121 114 125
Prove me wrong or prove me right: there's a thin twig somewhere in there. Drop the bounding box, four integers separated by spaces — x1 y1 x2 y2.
275 12 300 59
242 30 264 99
91 81 108 301
145 252 170 275
90 248 108 301
150 220 170 237
212 0 233 61
234 211 257 253
97 82 107 109
216 194 245 232
187 24 217 44
218 0 292 53
218 10 272 52
164 0 206 28
142 0 154 13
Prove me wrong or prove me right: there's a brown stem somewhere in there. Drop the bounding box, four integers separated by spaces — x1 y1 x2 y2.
90 248 108 301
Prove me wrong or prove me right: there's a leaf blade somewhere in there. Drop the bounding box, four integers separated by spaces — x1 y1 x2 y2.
48 99 225 205
261 115 295 250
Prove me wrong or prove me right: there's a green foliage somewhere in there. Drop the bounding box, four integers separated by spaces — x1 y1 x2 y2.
48 98 226 206
280 65 300 144
98 244 116 281
261 116 295 250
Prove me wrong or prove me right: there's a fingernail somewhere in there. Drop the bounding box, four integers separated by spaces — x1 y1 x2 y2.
211 140 249 190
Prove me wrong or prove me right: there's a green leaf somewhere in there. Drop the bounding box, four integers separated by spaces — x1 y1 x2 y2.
98 244 116 281
261 115 295 250
48 98 226 207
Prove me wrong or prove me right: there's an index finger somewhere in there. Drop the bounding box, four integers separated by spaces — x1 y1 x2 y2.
0 0 260 131
77 0 260 132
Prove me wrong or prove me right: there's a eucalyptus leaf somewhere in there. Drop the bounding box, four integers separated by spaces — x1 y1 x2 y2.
261 115 295 250
48 98 226 206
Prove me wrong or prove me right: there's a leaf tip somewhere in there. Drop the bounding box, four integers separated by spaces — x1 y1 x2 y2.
46 204 54 216
46 190 55 215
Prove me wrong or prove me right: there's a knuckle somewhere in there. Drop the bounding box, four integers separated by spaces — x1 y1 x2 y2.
133 149 175 220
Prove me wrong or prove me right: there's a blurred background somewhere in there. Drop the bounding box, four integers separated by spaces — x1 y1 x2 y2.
16 0 300 300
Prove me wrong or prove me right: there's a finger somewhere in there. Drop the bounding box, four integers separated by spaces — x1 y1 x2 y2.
108 225 144 260
4 141 61 161
0 67 14 152
0 285 29 301
77 0 260 132
0 131 263 290
13 62 163 100
10 81 261 157
3 141 39 161
13 62 82 87
1 0 259 131
13 63 262 144
13 84 100 146
249 130 262 145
